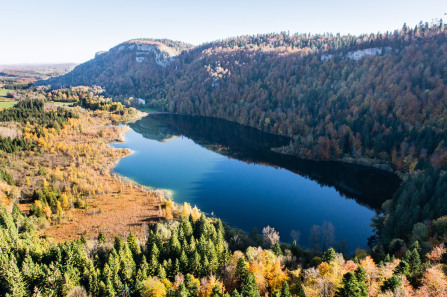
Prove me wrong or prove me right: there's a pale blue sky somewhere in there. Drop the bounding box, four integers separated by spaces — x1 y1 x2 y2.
0 0 445 64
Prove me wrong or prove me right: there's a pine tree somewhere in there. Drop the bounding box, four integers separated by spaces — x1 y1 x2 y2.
180 250 189 274
189 251 201 276
272 243 283 256
172 258 180 278
335 272 365 297
98 231 106 244
235 257 249 289
184 274 200 296
240 273 260 297
394 260 410 276
354 266 368 296
127 231 141 259
380 275 402 292
176 283 189 297
188 236 197 255
158 264 166 279
406 249 422 276
212 285 223 297
291 241 299 257
136 256 149 281
169 230 182 257
0 254 27 297
148 254 159 276
322 248 336 263
280 282 291 297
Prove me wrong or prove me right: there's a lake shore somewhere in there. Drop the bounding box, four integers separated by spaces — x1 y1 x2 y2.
22 106 167 242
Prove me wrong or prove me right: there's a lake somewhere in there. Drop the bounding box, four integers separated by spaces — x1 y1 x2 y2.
113 113 401 252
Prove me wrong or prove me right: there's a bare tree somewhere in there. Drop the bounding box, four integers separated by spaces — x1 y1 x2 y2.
309 225 321 254
321 221 335 251
262 225 280 248
290 229 301 244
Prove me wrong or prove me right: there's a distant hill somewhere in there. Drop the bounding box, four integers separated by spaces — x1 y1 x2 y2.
38 22 447 172
39 39 193 95
0 63 76 84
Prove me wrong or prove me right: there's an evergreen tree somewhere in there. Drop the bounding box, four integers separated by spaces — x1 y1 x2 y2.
212 285 223 297
169 230 182 257
380 275 402 292
127 231 141 259
394 260 410 276
176 283 189 297
180 250 189 274
0 254 27 297
189 251 201 277
172 258 180 278
280 282 291 297
322 248 336 263
184 274 200 296
148 254 159 276
406 249 422 276
98 231 106 244
272 243 283 256
291 241 299 258
335 272 366 297
158 264 166 279
136 256 149 281
354 266 368 296
240 273 260 297
235 257 249 289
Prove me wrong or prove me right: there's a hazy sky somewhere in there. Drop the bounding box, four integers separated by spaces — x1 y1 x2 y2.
0 0 445 64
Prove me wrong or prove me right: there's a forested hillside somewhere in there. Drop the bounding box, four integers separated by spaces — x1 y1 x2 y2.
41 21 447 172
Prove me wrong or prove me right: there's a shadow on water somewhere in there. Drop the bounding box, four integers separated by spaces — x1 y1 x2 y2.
130 113 401 211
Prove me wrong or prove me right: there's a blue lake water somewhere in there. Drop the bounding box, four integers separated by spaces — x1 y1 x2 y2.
113 114 400 252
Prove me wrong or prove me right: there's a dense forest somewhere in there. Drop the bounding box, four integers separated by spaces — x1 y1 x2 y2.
3 201 447 297
41 21 447 173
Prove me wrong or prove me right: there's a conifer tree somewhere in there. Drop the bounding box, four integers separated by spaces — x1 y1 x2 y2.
354 266 368 296
272 243 283 256
98 231 106 244
148 254 159 276
380 275 402 293
212 285 223 297
241 273 260 297
335 272 366 297
322 247 336 263
137 256 149 281
189 251 201 276
0 254 27 297
127 231 141 259
176 283 189 297
280 282 291 297
291 241 299 257
170 230 182 257
235 257 249 289
184 274 200 297
158 264 166 280
180 250 189 273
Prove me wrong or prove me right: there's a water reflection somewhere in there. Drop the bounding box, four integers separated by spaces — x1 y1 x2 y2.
130 114 400 210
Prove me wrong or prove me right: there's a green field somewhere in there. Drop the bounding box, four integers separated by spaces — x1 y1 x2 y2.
0 89 11 97
0 101 17 108
52 101 75 106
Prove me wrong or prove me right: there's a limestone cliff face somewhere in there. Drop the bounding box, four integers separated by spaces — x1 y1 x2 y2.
37 39 193 94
